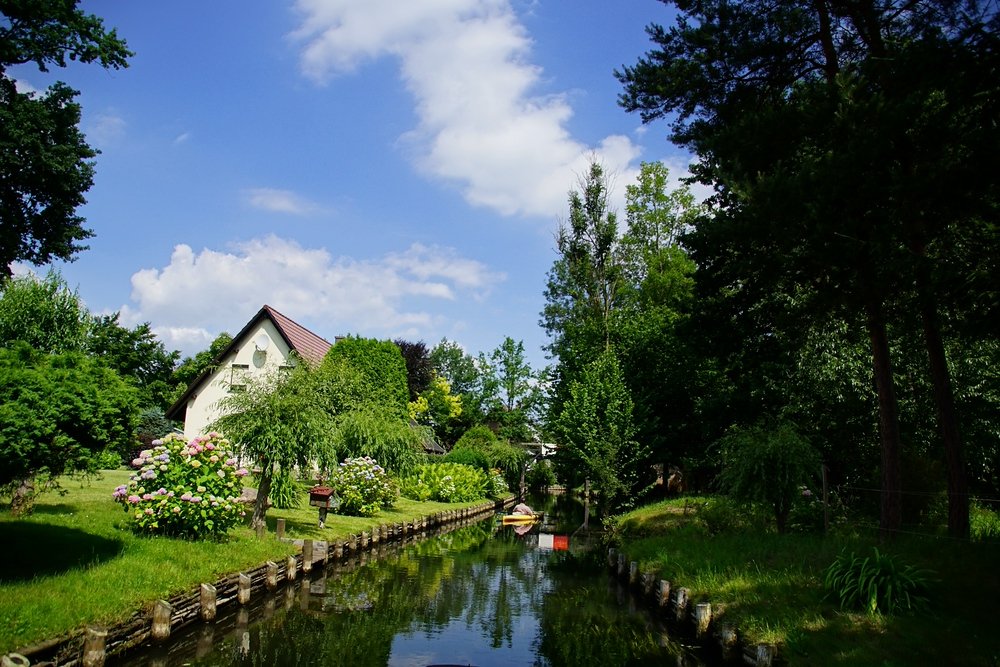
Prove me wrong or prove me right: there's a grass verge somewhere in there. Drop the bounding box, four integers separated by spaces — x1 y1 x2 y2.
0 469 497 654
609 497 1000 666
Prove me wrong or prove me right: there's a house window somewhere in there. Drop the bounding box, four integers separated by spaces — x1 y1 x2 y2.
230 364 249 392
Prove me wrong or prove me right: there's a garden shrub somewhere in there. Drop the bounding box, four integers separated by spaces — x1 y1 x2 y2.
486 468 509 498
454 425 500 451
329 457 398 517
442 447 490 471
334 410 424 477
526 460 557 490
400 462 488 503
970 501 1000 541
824 547 935 615
113 432 249 537
697 496 746 534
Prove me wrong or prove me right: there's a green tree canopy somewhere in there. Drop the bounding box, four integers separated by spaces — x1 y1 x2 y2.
87 312 179 409
552 349 649 511
0 269 87 352
322 336 410 419
0 0 132 276
0 341 138 489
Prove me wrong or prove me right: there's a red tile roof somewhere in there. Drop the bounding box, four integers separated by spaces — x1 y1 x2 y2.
263 305 332 365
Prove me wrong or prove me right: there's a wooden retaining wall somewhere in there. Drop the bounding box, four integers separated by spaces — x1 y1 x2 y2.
606 547 779 667
9 498 514 667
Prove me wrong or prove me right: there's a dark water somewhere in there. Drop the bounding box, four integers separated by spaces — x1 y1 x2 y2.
118 495 707 667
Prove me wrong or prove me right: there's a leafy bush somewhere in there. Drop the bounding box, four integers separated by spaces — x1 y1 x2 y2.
971 501 1000 541
400 462 487 503
452 426 527 489
716 421 821 532
486 468 509 498
334 410 424 476
442 447 490 471
454 425 501 450
824 547 935 615
329 457 398 517
113 432 249 537
526 460 556 490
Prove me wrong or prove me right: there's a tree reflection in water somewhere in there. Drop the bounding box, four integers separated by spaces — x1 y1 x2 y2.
166 497 704 667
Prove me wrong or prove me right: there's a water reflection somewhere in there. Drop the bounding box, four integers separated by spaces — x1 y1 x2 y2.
118 495 705 667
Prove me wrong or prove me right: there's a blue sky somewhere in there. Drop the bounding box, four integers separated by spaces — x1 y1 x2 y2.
13 0 694 370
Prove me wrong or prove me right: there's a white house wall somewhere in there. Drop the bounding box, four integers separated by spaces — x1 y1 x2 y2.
180 319 295 438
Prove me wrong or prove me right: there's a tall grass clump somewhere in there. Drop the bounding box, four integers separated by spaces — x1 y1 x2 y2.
824 547 935 615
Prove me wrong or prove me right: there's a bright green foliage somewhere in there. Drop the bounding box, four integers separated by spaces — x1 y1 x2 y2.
442 447 489 471
429 338 480 396
552 350 648 510
0 1 132 276
87 312 179 409
824 548 935 616
329 456 398 517
452 425 528 489
717 422 821 533
409 374 463 435
113 432 249 537
401 462 488 503
479 337 541 442
0 270 88 353
333 409 424 477
210 365 337 529
0 342 138 488
323 336 409 419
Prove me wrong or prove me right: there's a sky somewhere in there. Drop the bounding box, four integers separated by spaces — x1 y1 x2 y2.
12 0 695 370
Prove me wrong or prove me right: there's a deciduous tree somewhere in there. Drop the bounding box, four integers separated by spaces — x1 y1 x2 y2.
0 0 131 276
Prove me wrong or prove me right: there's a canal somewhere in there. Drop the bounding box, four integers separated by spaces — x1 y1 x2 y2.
114 494 709 666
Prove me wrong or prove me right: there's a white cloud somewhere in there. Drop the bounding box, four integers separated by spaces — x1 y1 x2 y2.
126 235 504 355
173 132 191 145
291 0 641 219
87 112 127 147
13 78 41 96
245 187 321 215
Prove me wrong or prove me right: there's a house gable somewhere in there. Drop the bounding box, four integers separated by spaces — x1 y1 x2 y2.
166 305 333 438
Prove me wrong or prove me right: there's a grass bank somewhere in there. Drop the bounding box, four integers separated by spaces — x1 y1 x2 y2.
609 497 1000 666
0 469 495 655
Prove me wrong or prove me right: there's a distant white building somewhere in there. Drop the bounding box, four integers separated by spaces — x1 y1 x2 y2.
166 305 333 438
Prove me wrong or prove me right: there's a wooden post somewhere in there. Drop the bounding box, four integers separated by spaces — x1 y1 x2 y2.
255 522 266 539
236 608 250 657
642 573 656 597
276 518 286 540
756 644 777 666
334 540 344 559
359 531 369 550
617 552 626 578
303 539 314 573
151 600 172 642
657 580 671 608
718 624 738 661
200 583 217 621
607 547 617 568
265 561 278 590
694 603 712 638
238 573 251 604
286 555 297 581
299 579 310 611
82 626 107 667
675 587 690 623
629 562 639 587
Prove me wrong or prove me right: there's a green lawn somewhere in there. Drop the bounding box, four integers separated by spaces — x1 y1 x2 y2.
0 470 495 654
610 498 1000 666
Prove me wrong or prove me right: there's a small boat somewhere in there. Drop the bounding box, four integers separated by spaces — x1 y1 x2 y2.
501 513 541 524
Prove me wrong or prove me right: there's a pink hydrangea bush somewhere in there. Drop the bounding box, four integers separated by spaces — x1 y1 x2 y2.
113 432 249 537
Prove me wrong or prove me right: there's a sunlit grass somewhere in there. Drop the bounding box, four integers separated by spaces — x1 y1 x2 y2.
612 496 1000 666
0 470 499 654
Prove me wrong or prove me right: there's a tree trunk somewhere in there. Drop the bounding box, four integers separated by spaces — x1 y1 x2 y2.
9 476 35 517
914 256 970 539
864 292 902 540
251 459 273 531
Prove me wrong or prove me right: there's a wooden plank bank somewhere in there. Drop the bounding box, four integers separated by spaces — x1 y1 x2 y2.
606 547 778 666
9 497 515 667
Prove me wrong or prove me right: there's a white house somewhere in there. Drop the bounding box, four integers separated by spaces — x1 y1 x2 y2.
167 305 333 438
